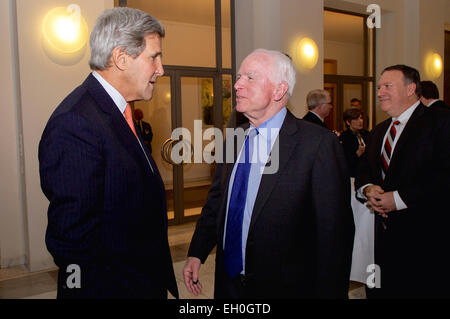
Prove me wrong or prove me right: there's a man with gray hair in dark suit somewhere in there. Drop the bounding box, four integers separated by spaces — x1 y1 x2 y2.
39 7 178 299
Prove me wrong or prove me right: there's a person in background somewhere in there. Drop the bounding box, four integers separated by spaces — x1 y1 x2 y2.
419 80 449 109
303 89 333 129
134 108 154 154
350 98 362 108
340 108 373 287
339 107 369 178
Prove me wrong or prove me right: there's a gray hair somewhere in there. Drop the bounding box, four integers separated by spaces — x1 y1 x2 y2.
89 8 165 70
306 89 329 110
251 49 297 96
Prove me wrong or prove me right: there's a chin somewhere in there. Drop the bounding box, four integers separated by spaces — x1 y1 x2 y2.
235 103 247 113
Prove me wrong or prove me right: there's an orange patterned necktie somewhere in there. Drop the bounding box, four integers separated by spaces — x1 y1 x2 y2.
124 104 138 139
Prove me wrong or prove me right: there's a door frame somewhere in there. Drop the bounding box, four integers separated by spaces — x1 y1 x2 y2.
324 7 377 130
119 0 236 225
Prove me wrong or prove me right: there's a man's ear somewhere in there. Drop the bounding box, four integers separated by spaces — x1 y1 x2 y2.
406 82 417 97
111 47 129 71
273 81 289 101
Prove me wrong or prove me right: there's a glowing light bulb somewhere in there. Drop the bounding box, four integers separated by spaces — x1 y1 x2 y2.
424 53 443 79
54 17 79 43
42 6 88 54
434 57 441 69
304 44 314 58
291 37 319 71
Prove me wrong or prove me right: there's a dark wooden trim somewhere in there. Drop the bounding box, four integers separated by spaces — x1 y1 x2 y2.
324 6 369 18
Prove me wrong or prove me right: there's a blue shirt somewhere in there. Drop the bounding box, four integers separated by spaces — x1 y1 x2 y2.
224 107 287 274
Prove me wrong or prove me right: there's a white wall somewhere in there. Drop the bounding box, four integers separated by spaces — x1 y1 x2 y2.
0 0 113 272
235 0 324 118
326 0 449 124
324 40 364 76
0 0 24 268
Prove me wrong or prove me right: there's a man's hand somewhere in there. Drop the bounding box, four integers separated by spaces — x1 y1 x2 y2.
363 185 397 217
364 185 386 215
183 257 203 296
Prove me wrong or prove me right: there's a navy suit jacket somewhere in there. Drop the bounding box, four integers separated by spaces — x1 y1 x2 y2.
39 74 178 299
188 111 354 298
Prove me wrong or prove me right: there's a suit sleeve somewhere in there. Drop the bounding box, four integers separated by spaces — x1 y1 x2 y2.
39 111 104 268
188 160 225 263
354 129 376 191
312 133 355 298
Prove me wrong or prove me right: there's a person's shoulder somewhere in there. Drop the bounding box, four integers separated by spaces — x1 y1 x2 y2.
339 129 353 141
292 114 335 140
302 111 314 120
142 120 152 128
50 85 89 119
432 100 450 109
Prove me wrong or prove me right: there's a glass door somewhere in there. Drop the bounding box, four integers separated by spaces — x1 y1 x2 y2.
123 0 235 225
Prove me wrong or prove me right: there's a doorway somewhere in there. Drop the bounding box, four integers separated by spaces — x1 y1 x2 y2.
121 0 235 225
323 8 376 131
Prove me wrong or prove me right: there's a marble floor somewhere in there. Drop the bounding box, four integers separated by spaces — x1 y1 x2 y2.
0 221 365 299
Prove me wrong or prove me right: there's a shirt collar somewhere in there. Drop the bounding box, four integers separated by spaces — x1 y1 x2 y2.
250 107 287 142
92 71 128 115
310 111 323 122
427 99 439 107
393 100 420 125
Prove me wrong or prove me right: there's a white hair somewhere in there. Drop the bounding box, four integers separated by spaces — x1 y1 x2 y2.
251 48 297 96
89 8 165 70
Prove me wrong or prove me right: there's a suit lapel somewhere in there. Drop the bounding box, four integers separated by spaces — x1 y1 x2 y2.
85 74 155 177
249 111 299 231
385 104 425 181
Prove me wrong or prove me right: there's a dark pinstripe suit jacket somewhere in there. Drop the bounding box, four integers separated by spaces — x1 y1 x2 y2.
39 74 178 299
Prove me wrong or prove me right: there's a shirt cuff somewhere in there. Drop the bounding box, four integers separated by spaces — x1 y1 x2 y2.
393 191 407 211
356 183 373 201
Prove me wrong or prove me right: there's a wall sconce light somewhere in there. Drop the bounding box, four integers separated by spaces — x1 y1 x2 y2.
292 37 319 71
424 52 443 79
41 5 88 65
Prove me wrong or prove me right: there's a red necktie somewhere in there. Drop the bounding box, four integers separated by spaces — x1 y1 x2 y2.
124 104 138 139
381 120 400 181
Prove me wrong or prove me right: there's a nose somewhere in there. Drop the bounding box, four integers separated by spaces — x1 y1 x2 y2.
155 58 164 77
377 86 384 97
234 77 244 91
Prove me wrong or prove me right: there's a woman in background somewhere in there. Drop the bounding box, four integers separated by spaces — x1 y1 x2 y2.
340 107 373 287
339 107 369 178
